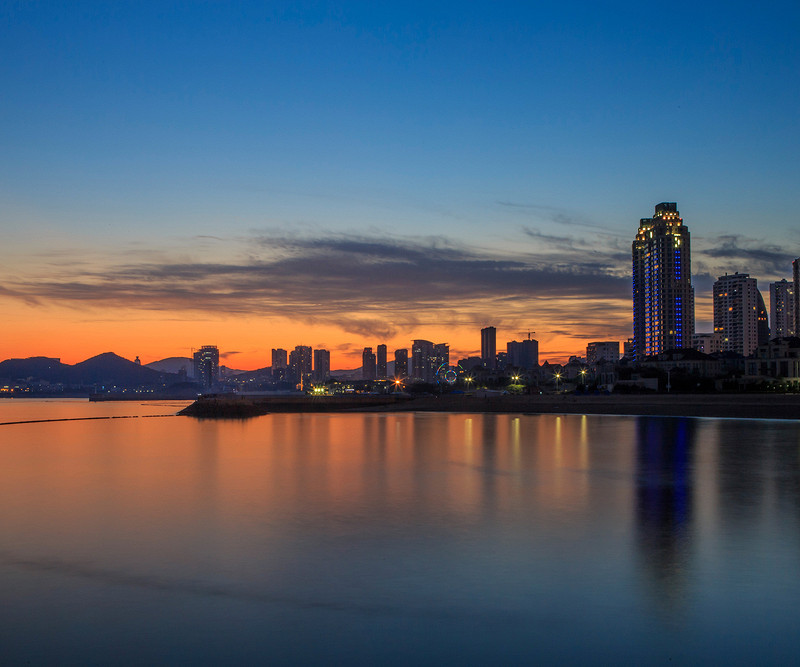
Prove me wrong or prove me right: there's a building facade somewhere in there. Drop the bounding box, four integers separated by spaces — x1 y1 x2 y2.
289 345 312 384
770 279 795 338
586 341 619 365
713 273 769 357
480 326 497 369
632 202 694 360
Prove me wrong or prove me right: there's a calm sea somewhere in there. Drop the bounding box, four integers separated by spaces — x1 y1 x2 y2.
1 399 798 665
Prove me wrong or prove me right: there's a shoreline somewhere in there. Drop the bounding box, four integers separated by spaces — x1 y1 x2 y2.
179 393 800 421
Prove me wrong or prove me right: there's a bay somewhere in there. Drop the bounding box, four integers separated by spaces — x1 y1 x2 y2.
1 399 798 664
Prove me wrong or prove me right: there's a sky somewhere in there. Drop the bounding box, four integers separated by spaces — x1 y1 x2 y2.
2 1 799 369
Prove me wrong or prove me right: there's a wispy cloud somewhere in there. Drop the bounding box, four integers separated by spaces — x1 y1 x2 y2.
695 234 795 279
2 231 632 341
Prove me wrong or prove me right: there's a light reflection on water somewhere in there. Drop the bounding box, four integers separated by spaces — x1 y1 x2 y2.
0 401 799 664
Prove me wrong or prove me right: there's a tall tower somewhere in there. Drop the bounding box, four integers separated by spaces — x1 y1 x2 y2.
361 347 377 380
769 279 795 338
376 344 387 379
480 326 497 369
632 203 694 360
714 273 769 356
793 258 800 337
193 345 220 390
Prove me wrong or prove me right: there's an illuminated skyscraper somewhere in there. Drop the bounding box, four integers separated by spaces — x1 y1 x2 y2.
793 258 800 336
193 345 219 390
713 272 769 356
632 203 694 360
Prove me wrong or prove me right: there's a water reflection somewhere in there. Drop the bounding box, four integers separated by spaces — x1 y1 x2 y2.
635 417 695 615
1 403 799 664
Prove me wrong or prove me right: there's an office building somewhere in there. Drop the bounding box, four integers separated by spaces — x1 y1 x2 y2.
313 349 330 382
770 279 795 338
376 344 387 379
507 339 539 369
586 342 619 365
632 202 694 360
193 345 219 390
713 273 769 356
481 326 497 369
394 349 408 378
362 347 377 380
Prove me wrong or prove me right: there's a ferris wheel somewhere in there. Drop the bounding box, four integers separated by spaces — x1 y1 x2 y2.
435 363 464 385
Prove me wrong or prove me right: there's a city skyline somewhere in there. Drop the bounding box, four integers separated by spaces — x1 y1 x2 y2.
2 3 799 369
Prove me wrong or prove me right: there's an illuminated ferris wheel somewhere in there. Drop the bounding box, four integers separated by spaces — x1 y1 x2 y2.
435 363 464 385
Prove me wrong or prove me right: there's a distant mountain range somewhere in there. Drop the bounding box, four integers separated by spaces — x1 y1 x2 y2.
0 352 179 388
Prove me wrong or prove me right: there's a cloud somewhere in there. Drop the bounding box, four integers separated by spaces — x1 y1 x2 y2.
1 231 632 339
695 235 795 279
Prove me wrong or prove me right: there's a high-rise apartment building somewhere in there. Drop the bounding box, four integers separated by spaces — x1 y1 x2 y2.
193 345 219 390
362 347 377 380
586 341 619 365
376 344 387 379
313 349 330 382
713 273 769 356
770 279 795 338
289 345 312 384
271 348 288 370
632 202 694 360
794 258 800 336
481 326 497 369
507 339 539 369
394 349 408 378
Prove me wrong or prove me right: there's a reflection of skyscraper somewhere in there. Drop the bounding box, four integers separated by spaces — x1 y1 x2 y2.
769 279 795 338
362 347 376 380
376 344 387 379
481 326 497 369
193 345 219 390
394 349 408 378
713 273 769 356
635 416 695 613
632 203 694 360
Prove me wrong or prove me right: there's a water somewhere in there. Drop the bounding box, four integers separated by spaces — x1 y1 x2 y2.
1 400 798 664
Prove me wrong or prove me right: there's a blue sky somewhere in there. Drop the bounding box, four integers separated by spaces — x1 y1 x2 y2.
2 1 799 364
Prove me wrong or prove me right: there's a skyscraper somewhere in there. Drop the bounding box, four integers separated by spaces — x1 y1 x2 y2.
313 349 330 382
193 345 219 390
507 339 539 369
362 347 377 380
289 345 312 385
481 326 497 369
794 258 800 336
632 202 694 360
376 344 387 379
394 349 408 378
713 272 769 356
770 279 795 338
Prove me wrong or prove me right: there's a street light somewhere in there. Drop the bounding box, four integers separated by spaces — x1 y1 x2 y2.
579 368 587 387
554 372 561 393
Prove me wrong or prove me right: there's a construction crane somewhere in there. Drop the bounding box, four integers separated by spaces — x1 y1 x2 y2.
517 330 536 341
